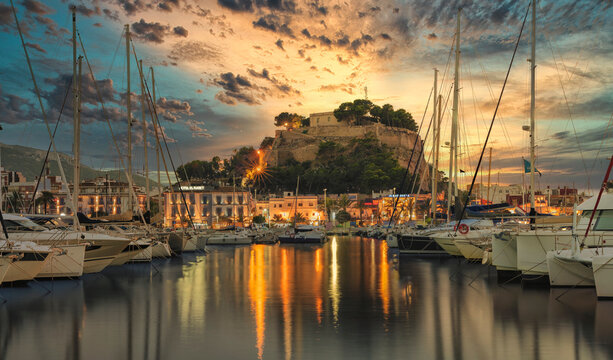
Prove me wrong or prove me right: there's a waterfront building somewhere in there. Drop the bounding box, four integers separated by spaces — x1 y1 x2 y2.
264 192 322 224
164 184 253 228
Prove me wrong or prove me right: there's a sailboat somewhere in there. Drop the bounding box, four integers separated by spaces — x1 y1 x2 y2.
278 177 326 244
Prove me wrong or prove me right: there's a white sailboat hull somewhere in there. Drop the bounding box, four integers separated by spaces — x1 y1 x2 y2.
546 249 596 287
37 244 86 278
593 254 613 298
492 232 518 271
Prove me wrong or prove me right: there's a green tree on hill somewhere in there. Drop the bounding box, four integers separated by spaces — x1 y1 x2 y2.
333 99 375 125
333 99 417 131
274 112 306 129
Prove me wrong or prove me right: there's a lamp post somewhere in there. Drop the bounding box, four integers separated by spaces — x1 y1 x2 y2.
323 188 327 224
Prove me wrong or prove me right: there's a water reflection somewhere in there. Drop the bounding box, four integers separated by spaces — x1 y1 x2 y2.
0 237 612 359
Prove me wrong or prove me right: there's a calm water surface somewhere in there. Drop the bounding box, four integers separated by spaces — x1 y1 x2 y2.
1 236 612 360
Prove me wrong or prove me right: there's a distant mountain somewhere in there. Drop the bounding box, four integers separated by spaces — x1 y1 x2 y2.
0 143 158 187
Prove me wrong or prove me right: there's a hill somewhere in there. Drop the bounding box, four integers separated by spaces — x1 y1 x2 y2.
0 143 156 187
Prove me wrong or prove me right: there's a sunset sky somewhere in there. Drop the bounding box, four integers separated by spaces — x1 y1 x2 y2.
1 0 612 192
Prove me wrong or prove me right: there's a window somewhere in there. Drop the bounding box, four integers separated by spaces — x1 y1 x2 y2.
216 196 222 204
201 196 208 204
238 195 244 204
287 203 292 208
216 208 222 216
594 210 613 231
189 194 196 204
226 208 232 217
238 207 244 217
227 196 233 204
309 202 313 207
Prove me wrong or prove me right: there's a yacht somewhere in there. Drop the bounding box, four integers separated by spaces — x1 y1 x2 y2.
8 214 130 274
0 240 53 283
516 194 612 282
0 255 12 285
545 193 613 287
278 225 326 244
431 219 497 257
207 227 252 245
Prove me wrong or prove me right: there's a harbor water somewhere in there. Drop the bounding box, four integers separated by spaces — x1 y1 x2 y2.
1 236 612 360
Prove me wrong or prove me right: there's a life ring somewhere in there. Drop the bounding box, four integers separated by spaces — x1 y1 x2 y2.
457 223 469 235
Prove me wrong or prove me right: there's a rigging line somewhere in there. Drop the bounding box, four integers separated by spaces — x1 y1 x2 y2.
546 37 591 193
387 87 433 228
408 83 453 203
471 48 514 149
106 27 125 80
130 47 198 232
9 0 79 227
455 0 531 231
27 77 73 214
589 113 613 175
388 33 457 226
76 31 149 228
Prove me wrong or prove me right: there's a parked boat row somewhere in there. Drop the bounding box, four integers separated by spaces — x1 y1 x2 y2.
359 192 613 299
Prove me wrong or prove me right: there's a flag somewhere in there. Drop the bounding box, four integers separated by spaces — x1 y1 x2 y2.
523 158 542 176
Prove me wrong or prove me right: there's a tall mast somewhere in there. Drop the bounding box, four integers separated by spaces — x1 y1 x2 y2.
72 6 79 216
151 66 163 221
448 8 461 222
435 94 441 215
140 59 150 211
529 0 537 213
430 68 438 221
126 24 132 215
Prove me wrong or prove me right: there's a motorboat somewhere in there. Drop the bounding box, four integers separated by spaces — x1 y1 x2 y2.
0 240 53 283
9 214 130 274
278 225 326 244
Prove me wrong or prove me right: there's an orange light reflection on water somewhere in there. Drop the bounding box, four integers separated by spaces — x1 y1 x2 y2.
248 245 267 360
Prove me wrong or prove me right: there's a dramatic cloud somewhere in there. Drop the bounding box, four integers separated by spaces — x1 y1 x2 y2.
156 97 194 122
211 72 261 105
131 19 170 44
173 26 188 37
252 14 294 37
116 0 149 16
73 4 101 18
275 39 284 51
0 85 37 124
25 42 46 54
21 0 53 15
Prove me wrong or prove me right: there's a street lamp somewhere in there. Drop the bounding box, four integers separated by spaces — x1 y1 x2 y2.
323 188 327 223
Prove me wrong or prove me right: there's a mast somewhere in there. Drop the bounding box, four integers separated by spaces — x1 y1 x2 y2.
487 148 492 204
430 68 438 221
435 94 441 218
448 8 461 222
529 0 537 213
150 66 163 223
140 59 150 211
294 176 300 229
126 24 133 215
72 7 80 217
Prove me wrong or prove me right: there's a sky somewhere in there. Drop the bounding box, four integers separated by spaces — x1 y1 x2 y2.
0 0 612 193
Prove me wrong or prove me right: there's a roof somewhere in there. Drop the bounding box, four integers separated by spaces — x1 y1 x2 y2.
577 192 613 211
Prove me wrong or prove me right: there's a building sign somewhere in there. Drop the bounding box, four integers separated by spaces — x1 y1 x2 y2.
179 186 205 191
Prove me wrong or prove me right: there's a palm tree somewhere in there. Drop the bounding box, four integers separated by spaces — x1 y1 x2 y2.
6 191 24 213
355 200 367 224
336 194 354 211
325 198 338 221
272 214 285 224
35 191 55 214
293 212 307 225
